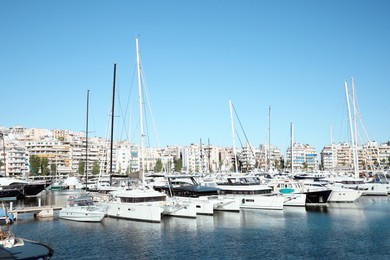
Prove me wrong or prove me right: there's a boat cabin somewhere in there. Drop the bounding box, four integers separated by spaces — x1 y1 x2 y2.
153 175 221 198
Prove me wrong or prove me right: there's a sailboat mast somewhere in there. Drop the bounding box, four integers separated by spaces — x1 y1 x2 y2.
109 64 116 185
345 81 358 178
351 78 359 178
268 105 271 170
136 37 145 188
85 89 90 190
229 99 238 173
290 122 294 175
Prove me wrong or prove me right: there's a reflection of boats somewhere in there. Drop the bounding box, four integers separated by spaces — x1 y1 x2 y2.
59 194 107 222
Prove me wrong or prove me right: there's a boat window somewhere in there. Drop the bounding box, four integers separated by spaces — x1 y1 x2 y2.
120 196 166 203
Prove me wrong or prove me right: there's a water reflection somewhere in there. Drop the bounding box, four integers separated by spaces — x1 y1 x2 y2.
9 193 390 259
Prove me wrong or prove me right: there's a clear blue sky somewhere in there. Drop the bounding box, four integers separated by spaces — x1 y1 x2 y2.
1 1 389 154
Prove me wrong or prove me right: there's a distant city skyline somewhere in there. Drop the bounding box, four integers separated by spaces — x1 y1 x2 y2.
1 1 389 154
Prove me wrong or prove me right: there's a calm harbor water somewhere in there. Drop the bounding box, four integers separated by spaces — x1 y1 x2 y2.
9 191 390 259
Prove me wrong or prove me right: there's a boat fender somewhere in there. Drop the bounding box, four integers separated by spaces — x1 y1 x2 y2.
242 198 245 204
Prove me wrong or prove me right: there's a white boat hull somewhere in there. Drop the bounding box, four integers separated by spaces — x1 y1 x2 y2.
328 188 362 202
162 200 197 218
174 197 214 215
213 194 284 210
342 183 388 196
239 195 284 210
59 207 105 222
211 196 239 212
281 193 306 207
107 202 163 222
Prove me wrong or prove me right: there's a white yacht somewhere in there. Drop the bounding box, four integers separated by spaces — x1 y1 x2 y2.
106 189 165 222
268 179 332 205
332 178 388 196
215 176 284 210
163 197 197 218
59 194 107 222
303 181 363 202
106 188 197 222
153 175 222 215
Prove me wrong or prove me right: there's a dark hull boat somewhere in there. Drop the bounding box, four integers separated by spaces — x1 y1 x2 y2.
19 183 47 197
304 189 332 204
0 189 21 200
268 179 332 205
153 175 220 197
0 177 47 198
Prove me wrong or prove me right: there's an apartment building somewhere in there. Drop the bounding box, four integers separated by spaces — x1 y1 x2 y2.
286 143 319 172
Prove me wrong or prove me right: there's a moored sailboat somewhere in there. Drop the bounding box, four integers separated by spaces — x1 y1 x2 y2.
59 90 107 222
105 37 196 222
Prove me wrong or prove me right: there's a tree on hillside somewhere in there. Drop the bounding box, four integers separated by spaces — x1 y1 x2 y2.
154 159 163 173
78 161 85 175
92 161 100 175
29 155 41 175
174 158 182 173
280 158 285 171
302 162 308 171
50 163 57 175
41 157 50 175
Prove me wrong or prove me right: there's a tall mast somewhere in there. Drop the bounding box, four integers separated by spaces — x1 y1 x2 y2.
110 64 116 184
345 81 358 178
229 99 238 173
136 37 145 189
85 89 90 190
351 78 359 178
268 105 271 171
